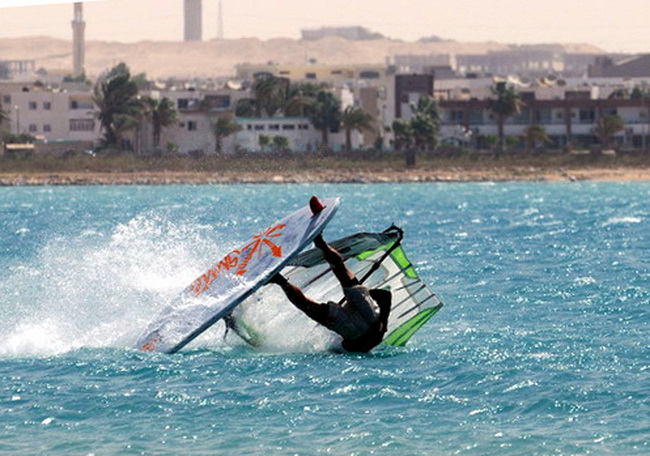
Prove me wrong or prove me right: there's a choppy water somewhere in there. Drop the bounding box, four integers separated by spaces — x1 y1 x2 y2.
0 182 648 455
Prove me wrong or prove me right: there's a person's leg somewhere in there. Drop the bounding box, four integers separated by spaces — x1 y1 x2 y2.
269 274 329 324
314 234 358 288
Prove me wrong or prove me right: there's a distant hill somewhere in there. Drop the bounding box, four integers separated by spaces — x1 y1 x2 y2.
0 36 605 80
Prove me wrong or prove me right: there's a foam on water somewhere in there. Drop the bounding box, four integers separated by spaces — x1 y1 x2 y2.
0 204 330 357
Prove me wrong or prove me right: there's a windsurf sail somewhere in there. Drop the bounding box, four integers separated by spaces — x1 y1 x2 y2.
134 197 340 354
229 226 443 348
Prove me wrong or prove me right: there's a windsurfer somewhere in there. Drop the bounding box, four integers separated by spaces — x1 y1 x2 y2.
270 233 392 352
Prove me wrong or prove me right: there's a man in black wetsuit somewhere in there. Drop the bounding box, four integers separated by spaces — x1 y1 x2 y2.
269 233 391 352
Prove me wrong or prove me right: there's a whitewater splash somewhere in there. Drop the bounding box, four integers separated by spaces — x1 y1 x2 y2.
0 211 334 357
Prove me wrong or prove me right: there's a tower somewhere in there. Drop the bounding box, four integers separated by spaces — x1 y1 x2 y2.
184 0 202 42
72 2 85 77
217 0 224 39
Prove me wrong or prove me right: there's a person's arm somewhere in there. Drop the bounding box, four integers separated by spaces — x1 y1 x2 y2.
270 274 329 324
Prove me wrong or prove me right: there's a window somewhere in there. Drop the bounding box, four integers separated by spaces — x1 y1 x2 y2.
298 124 309 130
305 72 317 79
28 101 37 110
282 124 295 130
43 101 51 110
269 124 280 131
359 71 380 79
203 95 230 109
29 124 37 132
254 124 265 131
69 99 93 110
469 109 483 125
69 119 95 131
187 121 198 131
579 109 595 123
2 95 10 104
178 99 189 109
535 108 552 124
43 124 51 132
449 109 464 122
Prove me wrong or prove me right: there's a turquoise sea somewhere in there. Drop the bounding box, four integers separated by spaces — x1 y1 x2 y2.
0 182 648 455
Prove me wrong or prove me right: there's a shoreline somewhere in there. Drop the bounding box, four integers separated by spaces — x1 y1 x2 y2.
2 167 650 186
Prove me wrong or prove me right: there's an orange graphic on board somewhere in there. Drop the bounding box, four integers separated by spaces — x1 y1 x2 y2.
190 223 286 296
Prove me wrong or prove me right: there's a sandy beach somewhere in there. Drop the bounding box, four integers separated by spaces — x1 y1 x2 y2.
1 166 650 186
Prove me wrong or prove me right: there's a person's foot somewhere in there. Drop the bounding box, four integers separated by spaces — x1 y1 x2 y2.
268 273 288 286
309 196 326 215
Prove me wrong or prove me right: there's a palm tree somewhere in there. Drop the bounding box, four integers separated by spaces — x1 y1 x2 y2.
391 119 414 152
525 124 551 153
252 75 289 117
410 96 440 152
143 97 178 151
595 114 625 149
93 63 141 149
340 106 374 152
284 83 320 117
211 115 242 155
307 90 341 148
234 98 258 117
488 81 524 156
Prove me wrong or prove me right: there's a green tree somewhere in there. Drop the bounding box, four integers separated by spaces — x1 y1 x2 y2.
595 114 625 148
340 106 374 152
525 124 551 153
308 91 341 147
211 115 242 155
93 63 142 149
410 96 440 152
143 97 178 150
391 119 414 151
252 75 290 117
258 134 270 152
272 135 289 152
399 96 440 166
112 113 139 151
0 103 8 131
284 83 321 117
234 98 258 117
488 81 524 155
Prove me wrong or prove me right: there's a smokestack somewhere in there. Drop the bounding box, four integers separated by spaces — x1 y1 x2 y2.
72 2 85 77
184 0 202 42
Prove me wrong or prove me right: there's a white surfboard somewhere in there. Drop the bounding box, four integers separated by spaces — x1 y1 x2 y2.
134 197 340 354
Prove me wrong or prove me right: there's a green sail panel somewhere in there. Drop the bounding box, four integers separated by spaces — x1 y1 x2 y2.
384 304 443 347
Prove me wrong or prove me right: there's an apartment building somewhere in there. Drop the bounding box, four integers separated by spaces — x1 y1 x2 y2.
3 84 98 143
439 87 650 149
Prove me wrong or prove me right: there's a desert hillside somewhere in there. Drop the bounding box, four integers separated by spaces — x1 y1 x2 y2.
0 36 604 79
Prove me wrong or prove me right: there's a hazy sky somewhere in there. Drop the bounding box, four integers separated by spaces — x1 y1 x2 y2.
0 0 648 53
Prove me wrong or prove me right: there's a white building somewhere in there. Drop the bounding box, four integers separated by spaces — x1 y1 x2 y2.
5 85 98 144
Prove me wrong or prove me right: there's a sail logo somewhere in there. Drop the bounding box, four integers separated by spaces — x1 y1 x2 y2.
190 223 286 295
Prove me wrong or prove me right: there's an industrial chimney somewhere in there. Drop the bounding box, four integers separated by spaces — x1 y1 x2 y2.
184 0 202 41
72 2 85 77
